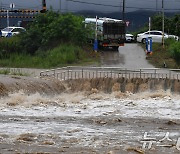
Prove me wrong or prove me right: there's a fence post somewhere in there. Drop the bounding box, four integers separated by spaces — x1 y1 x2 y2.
53 69 55 78
68 69 69 79
81 69 83 78
125 69 127 78
60 72 62 80
169 70 171 79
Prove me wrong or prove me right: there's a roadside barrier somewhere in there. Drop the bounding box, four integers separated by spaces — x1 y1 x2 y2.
40 66 180 81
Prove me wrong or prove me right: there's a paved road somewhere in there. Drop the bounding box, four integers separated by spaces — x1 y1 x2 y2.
100 43 155 69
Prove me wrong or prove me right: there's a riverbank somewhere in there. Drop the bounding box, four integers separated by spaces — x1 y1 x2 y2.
0 75 180 97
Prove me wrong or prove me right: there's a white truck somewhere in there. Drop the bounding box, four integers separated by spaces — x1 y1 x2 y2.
85 17 126 51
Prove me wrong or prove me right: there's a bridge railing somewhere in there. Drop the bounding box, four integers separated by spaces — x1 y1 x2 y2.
40 66 180 80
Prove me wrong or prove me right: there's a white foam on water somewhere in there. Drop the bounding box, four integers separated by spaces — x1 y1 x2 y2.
0 91 179 147
0 90 179 119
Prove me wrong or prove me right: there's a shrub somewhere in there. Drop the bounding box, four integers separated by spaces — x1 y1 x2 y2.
0 36 22 58
45 44 84 67
165 38 176 46
168 41 180 64
0 44 88 68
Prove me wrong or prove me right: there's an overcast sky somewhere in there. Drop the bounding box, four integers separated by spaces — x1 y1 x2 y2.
0 0 180 12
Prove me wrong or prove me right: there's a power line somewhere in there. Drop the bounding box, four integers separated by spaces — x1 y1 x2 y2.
66 0 120 8
67 0 180 11
0 0 179 12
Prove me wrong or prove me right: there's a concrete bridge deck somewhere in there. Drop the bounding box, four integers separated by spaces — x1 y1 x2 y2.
40 66 180 80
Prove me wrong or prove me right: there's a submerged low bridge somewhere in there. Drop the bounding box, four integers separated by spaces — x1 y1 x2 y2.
40 66 180 80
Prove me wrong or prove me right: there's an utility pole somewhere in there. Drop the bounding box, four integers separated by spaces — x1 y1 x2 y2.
65 0 68 12
162 0 165 48
94 16 98 52
149 17 151 32
59 0 61 13
0 0 1 28
122 0 125 21
7 10 9 27
156 0 158 12
42 0 46 12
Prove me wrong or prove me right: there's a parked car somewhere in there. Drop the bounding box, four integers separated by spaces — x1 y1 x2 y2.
125 33 134 42
137 30 179 43
1 26 26 37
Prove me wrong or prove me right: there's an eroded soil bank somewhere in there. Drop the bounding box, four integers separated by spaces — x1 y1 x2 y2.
0 75 180 96
0 75 65 96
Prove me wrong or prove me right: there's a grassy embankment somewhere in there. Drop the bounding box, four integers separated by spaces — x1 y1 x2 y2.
142 39 180 69
0 37 99 68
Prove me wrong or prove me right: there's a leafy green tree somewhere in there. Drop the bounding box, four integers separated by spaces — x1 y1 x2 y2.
20 11 90 54
151 14 180 36
171 15 180 36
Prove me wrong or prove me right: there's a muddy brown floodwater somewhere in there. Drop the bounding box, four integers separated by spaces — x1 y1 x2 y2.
0 89 180 154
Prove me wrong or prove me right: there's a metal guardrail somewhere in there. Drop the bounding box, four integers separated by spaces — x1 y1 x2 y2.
40 66 180 80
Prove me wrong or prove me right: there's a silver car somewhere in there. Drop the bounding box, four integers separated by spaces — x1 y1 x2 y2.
1 26 26 37
137 30 179 43
125 33 134 42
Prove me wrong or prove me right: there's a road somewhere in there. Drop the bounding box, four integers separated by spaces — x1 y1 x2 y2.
100 43 155 69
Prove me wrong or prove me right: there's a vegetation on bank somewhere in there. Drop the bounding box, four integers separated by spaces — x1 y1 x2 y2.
0 11 98 68
0 42 98 68
145 39 180 68
0 68 29 76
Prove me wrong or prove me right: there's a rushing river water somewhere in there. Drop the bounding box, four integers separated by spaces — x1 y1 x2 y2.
0 91 179 153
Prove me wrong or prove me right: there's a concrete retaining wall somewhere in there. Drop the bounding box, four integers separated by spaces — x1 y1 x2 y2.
66 77 180 94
